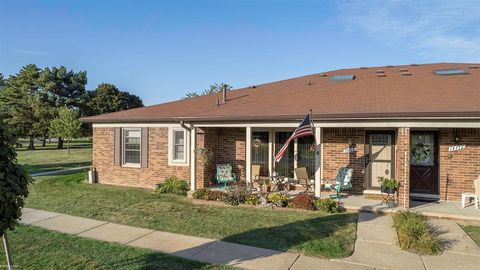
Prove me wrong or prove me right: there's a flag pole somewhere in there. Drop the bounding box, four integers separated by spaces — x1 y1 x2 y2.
309 109 319 154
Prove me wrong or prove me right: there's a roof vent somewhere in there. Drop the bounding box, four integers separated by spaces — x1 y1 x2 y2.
468 65 479 69
250 85 256 88
319 73 327 77
307 79 312 85
434 69 468 76
330 75 355 81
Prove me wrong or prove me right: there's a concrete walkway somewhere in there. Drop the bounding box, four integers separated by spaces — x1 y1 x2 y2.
30 165 91 177
20 208 480 270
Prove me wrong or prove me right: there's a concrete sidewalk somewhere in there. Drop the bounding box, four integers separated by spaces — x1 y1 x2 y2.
20 208 480 270
30 165 91 177
20 208 372 270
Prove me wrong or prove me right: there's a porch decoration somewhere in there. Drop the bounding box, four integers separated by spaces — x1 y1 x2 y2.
378 176 398 207
195 147 214 166
215 164 237 188
412 142 431 162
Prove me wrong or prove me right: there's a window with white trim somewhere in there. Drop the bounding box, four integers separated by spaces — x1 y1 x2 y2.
122 128 141 165
173 130 185 160
169 127 189 165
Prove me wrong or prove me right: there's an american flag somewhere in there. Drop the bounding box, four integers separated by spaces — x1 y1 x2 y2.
274 113 315 162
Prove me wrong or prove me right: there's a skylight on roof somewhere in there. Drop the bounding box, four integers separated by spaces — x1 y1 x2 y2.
330 75 355 81
434 69 468 76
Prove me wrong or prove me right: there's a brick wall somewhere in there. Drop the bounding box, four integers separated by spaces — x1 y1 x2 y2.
196 127 246 187
93 127 190 189
439 128 480 201
322 128 366 194
396 128 410 208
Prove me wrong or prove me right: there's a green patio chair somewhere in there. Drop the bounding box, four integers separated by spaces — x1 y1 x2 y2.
324 167 353 200
215 164 236 188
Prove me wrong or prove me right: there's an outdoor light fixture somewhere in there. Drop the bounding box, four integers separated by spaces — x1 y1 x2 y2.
454 134 461 144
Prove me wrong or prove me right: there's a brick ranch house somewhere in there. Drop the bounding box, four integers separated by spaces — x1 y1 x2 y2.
83 63 480 208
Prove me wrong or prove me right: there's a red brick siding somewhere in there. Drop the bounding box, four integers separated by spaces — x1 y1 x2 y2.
396 128 410 208
439 128 480 201
195 127 246 187
322 128 366 194
92 127 190 189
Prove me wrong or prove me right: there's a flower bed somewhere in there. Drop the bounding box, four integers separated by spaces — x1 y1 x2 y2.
193 186 340 213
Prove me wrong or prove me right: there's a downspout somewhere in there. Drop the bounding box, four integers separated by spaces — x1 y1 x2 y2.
180 121 192 131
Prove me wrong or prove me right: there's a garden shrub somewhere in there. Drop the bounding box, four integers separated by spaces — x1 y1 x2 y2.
245 194 260 205
205 190 225 201
192 188 208 199
290 194 315 210
314 198 339 213
156 176 189 196
393 211 441 255
224 184 250 206
267 193 288 207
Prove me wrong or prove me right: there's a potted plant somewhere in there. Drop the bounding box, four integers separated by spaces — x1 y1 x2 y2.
377 176 399 194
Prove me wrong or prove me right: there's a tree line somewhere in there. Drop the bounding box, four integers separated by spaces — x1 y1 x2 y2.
0 64 144 151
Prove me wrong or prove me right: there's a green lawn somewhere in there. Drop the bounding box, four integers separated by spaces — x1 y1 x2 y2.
0 225 230 270
16 139 92 174
26 172 357 258
463 225 480 247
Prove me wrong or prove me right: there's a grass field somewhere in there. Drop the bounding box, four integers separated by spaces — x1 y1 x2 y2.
26 172 357 258
463 225 480 247
0 225 230 270
16 139 92 174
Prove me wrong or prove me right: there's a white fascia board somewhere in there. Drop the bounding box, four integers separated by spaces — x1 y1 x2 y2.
93 119 480 128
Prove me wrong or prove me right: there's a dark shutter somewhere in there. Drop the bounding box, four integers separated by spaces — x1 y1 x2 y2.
113 128 121 166
141 127 148 168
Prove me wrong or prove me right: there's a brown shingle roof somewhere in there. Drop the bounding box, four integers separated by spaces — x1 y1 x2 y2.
83 63 480 123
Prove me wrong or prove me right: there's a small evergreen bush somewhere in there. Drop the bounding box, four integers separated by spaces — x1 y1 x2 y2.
192 188 209 199
156 176 189 196
205 191 225 201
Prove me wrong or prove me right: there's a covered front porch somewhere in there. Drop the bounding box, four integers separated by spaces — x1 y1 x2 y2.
190 123 480 211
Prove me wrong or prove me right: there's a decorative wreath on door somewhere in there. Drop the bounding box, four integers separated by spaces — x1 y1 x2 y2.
411 143 431 161
253 138 262 148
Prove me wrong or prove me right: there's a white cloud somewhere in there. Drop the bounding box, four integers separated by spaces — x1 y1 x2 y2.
337 0 480 61
12 49 50 56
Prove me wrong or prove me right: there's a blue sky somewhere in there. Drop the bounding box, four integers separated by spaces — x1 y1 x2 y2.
1 0 479 105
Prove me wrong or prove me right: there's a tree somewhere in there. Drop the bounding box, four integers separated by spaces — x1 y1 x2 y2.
183 83 233 99
0 73 5 91
0 64 42 150
0 117 32 270
82 83 143 116
39 66 87 149
49 107 82 154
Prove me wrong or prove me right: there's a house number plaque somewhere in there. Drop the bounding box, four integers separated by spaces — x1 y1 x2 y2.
448 145 465 152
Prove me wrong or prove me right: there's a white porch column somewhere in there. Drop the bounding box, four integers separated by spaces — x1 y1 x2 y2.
246 126 252 184
314 127 323 197
190 127 196 190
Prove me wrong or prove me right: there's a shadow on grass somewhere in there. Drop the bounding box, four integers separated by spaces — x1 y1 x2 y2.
170 213 357 267
24 161 92 174
16 143 92 151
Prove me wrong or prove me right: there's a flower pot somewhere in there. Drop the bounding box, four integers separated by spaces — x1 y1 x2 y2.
381 185 397 194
